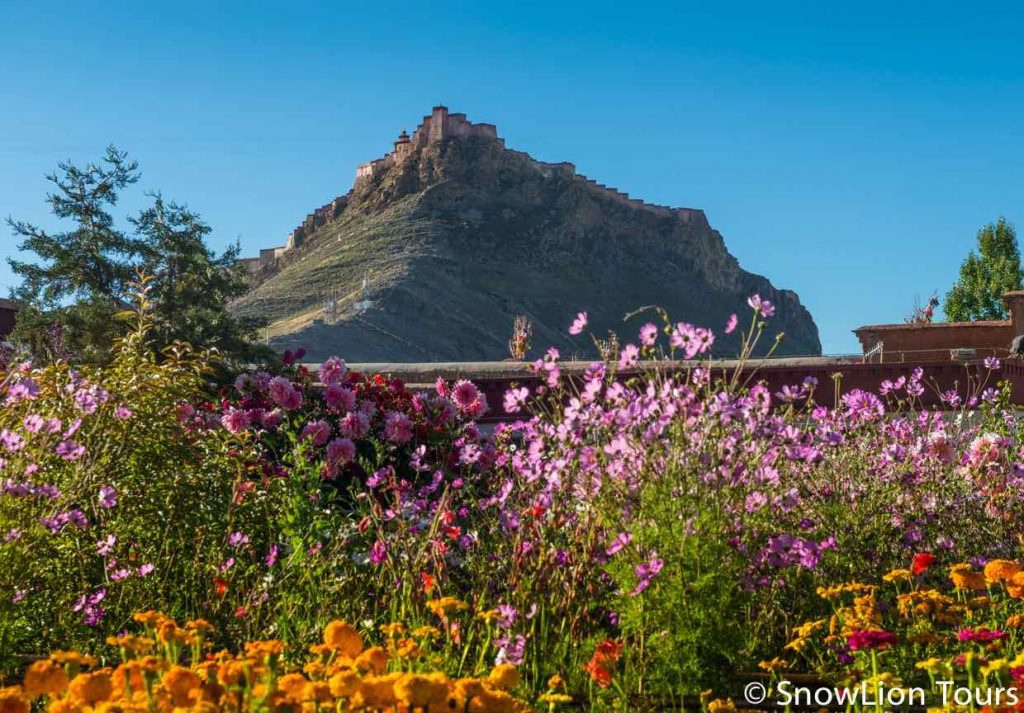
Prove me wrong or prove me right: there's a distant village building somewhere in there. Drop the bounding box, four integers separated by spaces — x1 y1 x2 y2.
855 291 1024 363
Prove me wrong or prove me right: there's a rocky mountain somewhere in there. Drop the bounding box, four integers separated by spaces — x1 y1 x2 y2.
232 106 821 362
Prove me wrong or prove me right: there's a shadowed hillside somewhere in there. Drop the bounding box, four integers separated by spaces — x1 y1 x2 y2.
232 107 821 361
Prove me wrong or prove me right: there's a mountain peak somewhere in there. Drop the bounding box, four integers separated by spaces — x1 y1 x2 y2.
233 107 821 361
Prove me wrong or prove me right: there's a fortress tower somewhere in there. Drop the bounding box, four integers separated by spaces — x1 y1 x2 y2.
354 105 502 185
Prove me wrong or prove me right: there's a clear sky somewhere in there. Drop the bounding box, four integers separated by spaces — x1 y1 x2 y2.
2 1 1022 354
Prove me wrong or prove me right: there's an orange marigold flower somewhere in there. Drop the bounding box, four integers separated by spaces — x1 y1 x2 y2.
425 597 469 619
323 621 363 658
67 671 113 705
0 687 28 713
487 664 521 691
984 559 1021 583
354 646 389 675
1007 572 1024 599
949 564 987 591
328 670 362 698
161 666 201 707
393 673 449 708
23 660 68 699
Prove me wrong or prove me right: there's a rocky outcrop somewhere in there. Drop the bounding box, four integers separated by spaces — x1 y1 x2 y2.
232 107 821 361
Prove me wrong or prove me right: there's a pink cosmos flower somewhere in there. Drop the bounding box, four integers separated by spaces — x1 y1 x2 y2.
639 323 658 346
114 405 133 420
23 414 44 433
569 311 588 335
137 564 154 577
725 313 738 334
747 294 776 318
503 387 529 414
369 540 387 564
618 344 640 370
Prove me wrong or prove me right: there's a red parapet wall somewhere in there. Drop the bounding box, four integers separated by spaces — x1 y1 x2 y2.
331 358 1024 424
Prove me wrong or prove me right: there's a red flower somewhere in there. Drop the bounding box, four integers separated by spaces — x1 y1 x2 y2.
213 577 229 597
912 552 936 575
583 639 625 688
847 629 897 650
421 572 435 594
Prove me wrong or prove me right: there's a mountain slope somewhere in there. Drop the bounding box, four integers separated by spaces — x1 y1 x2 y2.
232 107 821 361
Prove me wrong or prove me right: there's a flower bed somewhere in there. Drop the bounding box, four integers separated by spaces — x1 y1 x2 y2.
3 300 1024 708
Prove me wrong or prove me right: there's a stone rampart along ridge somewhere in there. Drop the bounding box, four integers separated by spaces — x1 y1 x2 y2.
232 105 821 359
243 106 703 271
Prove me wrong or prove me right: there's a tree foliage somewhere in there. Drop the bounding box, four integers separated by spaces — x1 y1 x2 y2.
945 217 1023 321
6 147 266 365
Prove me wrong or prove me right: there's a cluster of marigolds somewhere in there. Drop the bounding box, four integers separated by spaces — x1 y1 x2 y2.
752 554 1024 704
0 610 574 712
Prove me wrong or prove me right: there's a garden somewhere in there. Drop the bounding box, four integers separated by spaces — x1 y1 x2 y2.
4 294 1024 712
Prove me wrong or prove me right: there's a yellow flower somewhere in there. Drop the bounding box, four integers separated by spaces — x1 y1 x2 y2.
1007 614 1024 628
539 692 573 705
425 597 469 618
916 658 952 676
22 660 68 699
984 559 1021 583
184 618 215 634
412 625 442 639
487 664 521 691
323 621 363 658
757 657 788 673
379 622 406 638
708 698 737 713
547 674 565 690
883 568 913 583
982 659 1009 677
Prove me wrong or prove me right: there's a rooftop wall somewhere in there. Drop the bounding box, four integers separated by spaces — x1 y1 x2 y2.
854 292 1024 363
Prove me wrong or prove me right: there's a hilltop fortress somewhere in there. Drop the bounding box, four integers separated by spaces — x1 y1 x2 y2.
240 105 700 274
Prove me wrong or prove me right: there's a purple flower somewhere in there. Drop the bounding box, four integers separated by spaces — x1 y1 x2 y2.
138 563 154 577
985 356 1002 370
0 430 25 453
55 439 85 461
228 531 250 548
747 294 776 318
98 485 117 509
300 419 332 446
114 405 133 420
631 552 665 596
369 539 388 564
319 356 348 385
383 412 413 443
606 532 632 557
494 634 527 666
220 407 251 434
265 544 280 567
96 534 116 556
326 437 356 465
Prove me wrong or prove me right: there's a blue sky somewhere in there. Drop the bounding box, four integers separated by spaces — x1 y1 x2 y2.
1 1 1022 354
